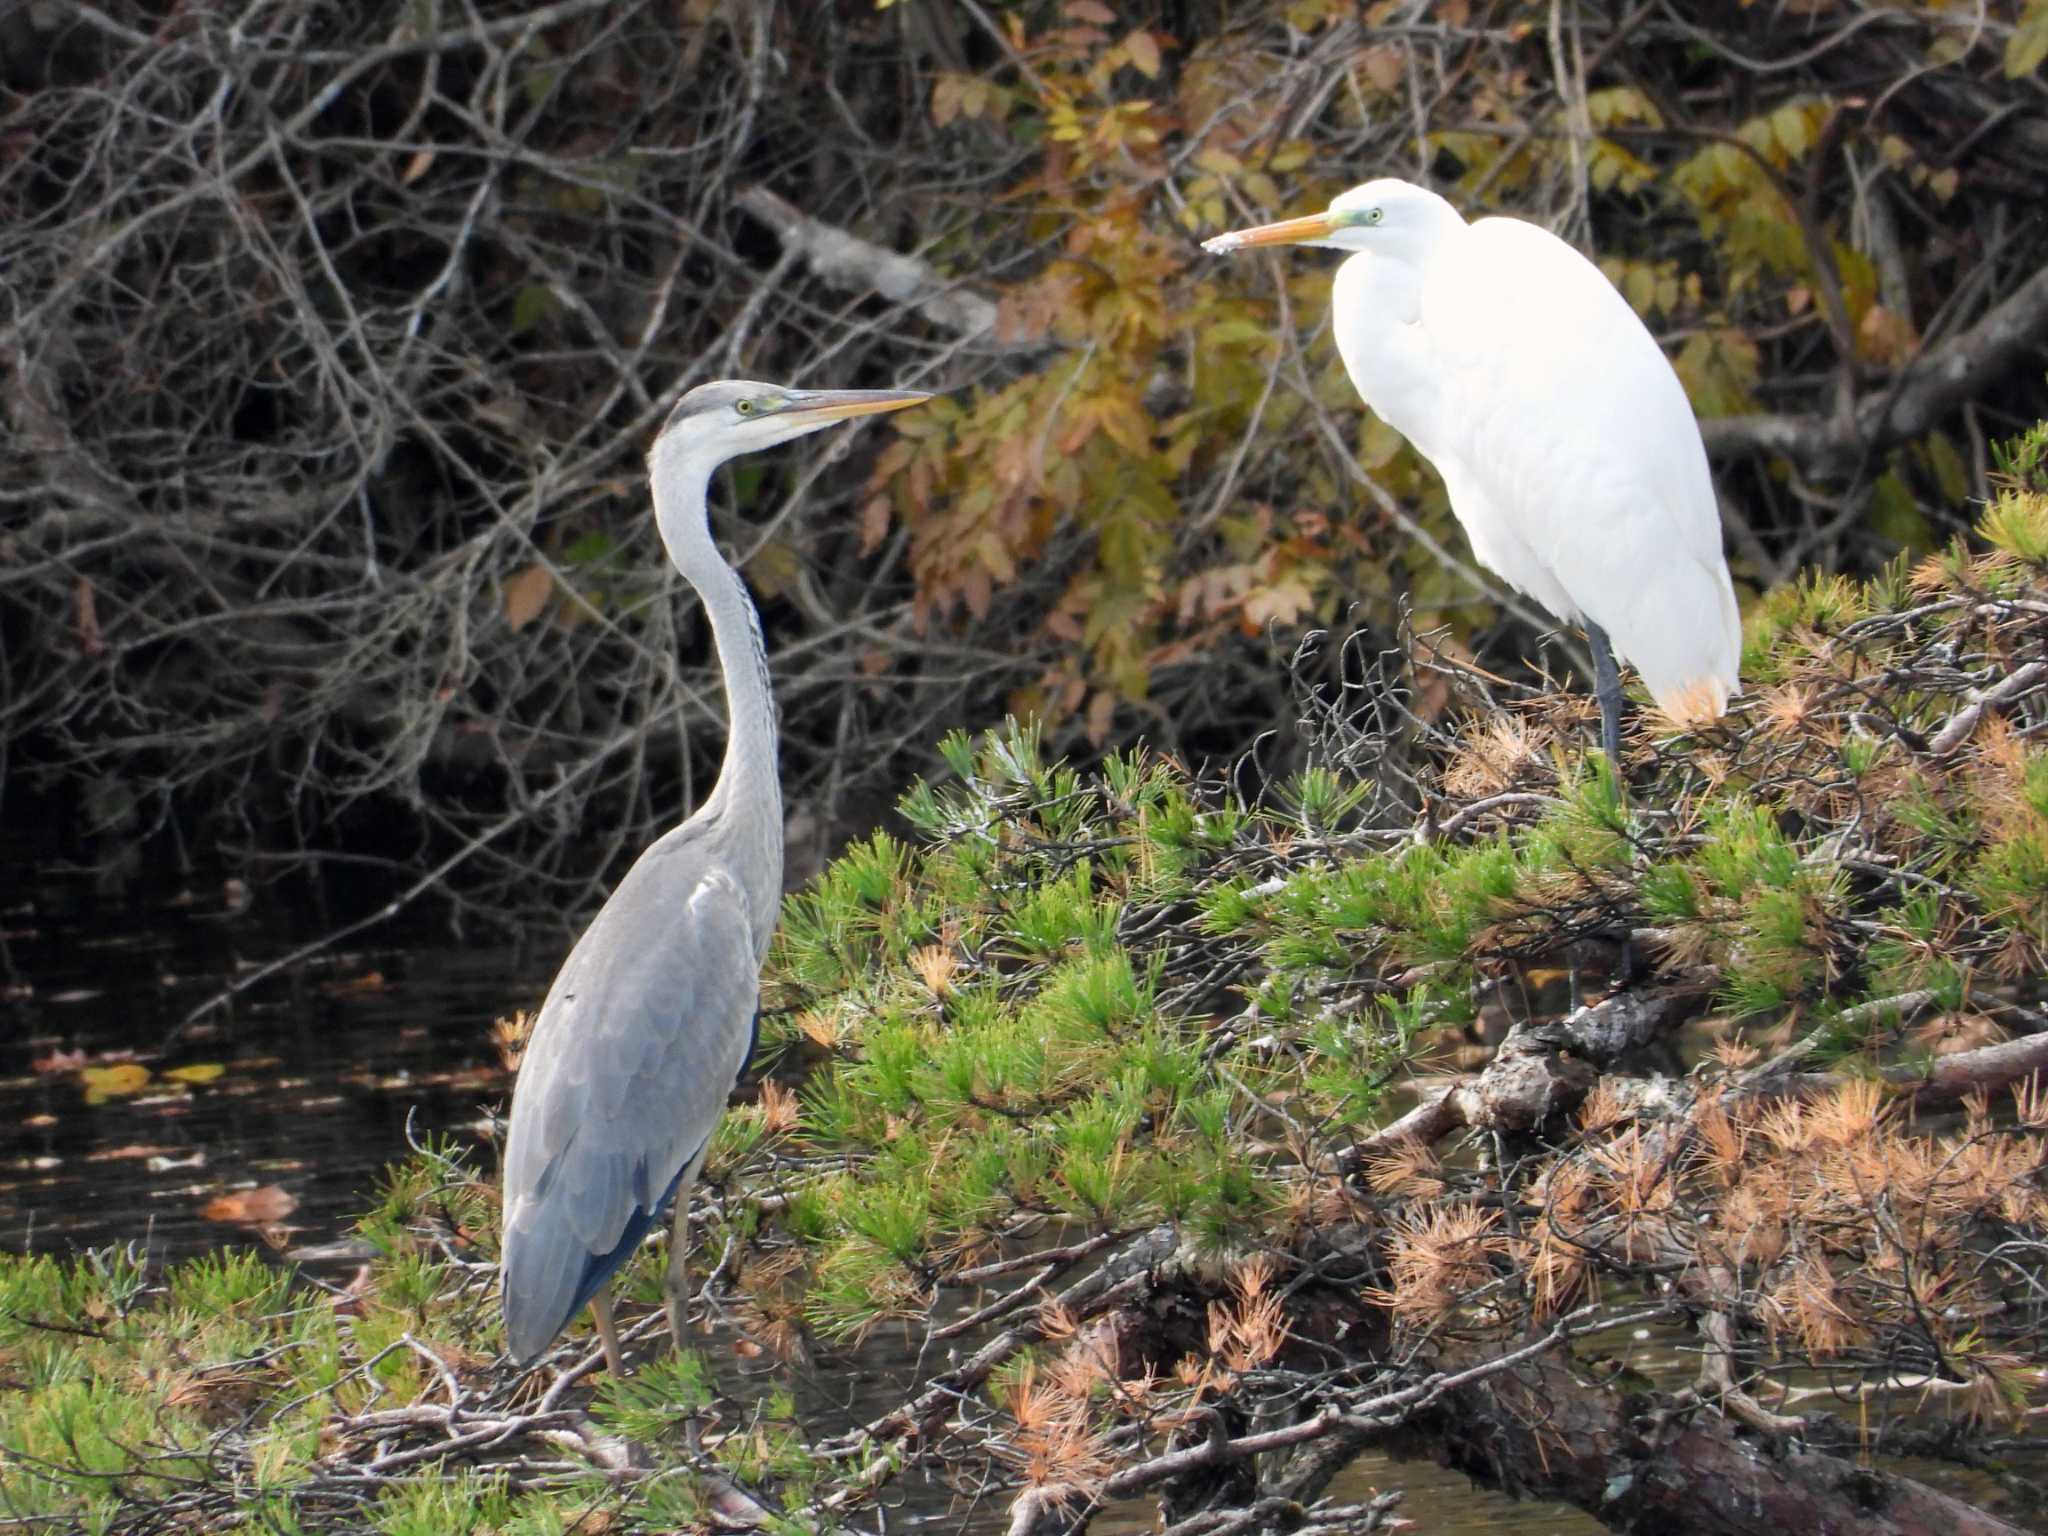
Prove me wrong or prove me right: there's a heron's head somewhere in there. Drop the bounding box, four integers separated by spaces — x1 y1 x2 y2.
1201 177 1463 259
653 380 932 468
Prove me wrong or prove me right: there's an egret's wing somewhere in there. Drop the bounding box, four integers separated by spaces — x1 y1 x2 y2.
1422 218 1741 712
499 841 762 1361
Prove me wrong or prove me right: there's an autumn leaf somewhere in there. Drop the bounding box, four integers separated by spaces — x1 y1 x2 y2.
1360 44 1403 92
503 564 554 631
1239 576 1314 633
1123 29 1162 78
74 577 103 657
162 1063 226 1085
859 494 892 557
81 1063 152 1105
2007 0 2048 78
31 1047 87 1074
202 1185 298 1226
1085 688 1116 745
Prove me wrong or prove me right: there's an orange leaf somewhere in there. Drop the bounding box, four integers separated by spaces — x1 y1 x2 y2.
859 494 892 557
1085 689 1116 745
202 1185 297 1226
503 564 554 632
1124 29 1162 78
1361 44 1404 92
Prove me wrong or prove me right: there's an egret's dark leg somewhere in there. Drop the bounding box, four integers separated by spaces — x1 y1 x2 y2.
1583 620 1625 769
589 1289 627 1376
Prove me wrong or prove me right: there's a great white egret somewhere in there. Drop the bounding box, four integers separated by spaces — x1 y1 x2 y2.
500 379 931 1374
1204 178 1741 762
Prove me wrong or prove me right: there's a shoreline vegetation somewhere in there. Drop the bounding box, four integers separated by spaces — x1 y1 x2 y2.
8 453 2048 1534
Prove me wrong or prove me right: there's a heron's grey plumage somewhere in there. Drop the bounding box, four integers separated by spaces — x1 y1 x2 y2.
499 378 930 1370
500 848 759 1361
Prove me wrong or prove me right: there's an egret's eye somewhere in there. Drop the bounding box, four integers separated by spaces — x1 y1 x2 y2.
1367 207 1384 225
735 400 754 416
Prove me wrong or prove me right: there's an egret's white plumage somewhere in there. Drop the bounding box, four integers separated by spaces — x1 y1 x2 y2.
1205 178 1741 754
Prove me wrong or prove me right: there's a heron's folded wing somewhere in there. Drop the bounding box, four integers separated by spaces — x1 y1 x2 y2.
499 855 761 1361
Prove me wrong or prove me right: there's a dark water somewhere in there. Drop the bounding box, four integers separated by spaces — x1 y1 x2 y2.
0 862 549 1261
0 854 1599 1535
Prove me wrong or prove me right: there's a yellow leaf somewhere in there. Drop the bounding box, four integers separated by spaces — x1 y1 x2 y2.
163 1063 226 1085
81 1063 151 1105
503 563 554 631
2006 0 2048 77
1124 29 1162 78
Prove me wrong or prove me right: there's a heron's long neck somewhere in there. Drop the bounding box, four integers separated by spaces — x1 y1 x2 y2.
652 456 784 935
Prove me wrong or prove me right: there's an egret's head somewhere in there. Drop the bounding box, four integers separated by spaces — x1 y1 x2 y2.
653 380 931 469
1201 177 1462 258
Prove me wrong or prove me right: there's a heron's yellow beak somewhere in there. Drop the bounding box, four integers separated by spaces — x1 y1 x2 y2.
1201 212 1341 254
783 389 932 423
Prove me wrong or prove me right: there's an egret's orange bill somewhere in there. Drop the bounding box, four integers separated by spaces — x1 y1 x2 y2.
1201 211 1342 254
785 389 932 421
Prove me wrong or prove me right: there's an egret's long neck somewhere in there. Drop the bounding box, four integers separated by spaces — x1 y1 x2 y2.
650 448 784 940
1333 251 1445 462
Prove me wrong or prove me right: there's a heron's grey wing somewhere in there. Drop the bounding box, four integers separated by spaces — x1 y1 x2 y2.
499 849 762 1361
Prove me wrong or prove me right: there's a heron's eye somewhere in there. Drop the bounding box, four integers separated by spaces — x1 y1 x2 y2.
1367 207 1384 225
735 400 754 416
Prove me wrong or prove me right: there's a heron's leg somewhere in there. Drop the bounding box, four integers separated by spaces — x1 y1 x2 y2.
589 1288 627 1377
661 1173 701 1351
1583 620 1625 768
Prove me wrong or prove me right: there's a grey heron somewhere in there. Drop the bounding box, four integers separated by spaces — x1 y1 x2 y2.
500 379 931 1374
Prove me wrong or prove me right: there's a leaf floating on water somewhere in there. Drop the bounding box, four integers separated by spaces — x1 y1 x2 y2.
162 1063 226 1085
80 1063 152 1105
201 1184 297 1226
86 1142 178 1162
31 1048 87 1074
323 971 386 996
